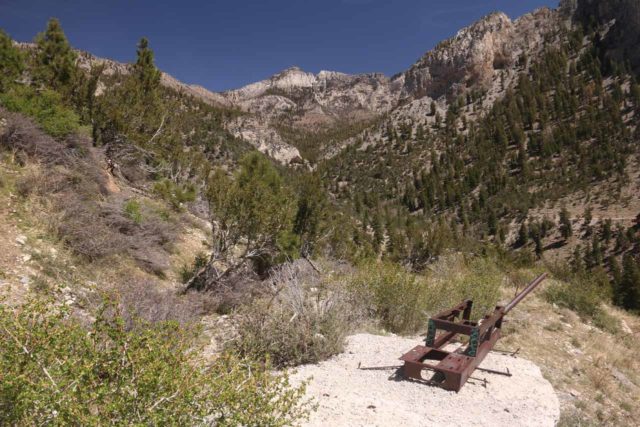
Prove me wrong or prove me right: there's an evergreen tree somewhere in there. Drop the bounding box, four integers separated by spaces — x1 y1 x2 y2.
619 254 640 311
94 37 164 144
133 37 161 96
371 214 384 253
487 209 497 236
34 18 77 92
517 222 528 247
529 224 543 258
601 219 613 243
609 256 623 306
559 207 572 240
292 173 328 256
572 245 584 272
583 206 593 227
0 29 24 91
186 153 295 290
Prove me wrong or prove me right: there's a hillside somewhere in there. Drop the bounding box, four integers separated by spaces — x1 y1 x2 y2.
1 0 639 425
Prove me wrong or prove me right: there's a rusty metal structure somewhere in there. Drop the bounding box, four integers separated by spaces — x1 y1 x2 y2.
399 273 547 392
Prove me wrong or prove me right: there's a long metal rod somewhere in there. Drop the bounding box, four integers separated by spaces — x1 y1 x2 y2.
504 273 547 314
476 366 512 377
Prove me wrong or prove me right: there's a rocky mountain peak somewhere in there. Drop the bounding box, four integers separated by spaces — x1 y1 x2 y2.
397 7 558 102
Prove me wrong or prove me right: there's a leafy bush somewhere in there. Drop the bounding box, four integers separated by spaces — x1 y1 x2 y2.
123 198 143 224
0 297 310 425
347 261 430 333
153 178 197 211
427 256 503 321
0 86 79 138
545 282 601 317
179 252 209 283
545 265 620 333
345 256 503 334
233 262 358 367
544 268 618 333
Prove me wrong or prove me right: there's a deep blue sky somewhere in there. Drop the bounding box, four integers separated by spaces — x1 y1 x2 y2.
1 0 558 92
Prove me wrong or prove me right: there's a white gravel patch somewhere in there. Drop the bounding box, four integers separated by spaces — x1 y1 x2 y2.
290 333 559 427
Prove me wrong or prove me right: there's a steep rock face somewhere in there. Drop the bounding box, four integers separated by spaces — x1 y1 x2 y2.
397 8 559 102
399 12 514 101
220 6 562 163
221 67 402 125
225 115 303 165
322 7 564 160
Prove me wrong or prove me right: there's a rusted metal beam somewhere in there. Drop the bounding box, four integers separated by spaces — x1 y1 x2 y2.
504 273 547 314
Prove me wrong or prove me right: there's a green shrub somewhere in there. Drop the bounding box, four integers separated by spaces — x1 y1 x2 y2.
544 269 618 332
346 256 503 334
0 86 79 138
427 256 503 321
153 178 197 211
545 279 603 318
0 297 310 425
347 261 430 334
179 252 209 283
123 198 143 224
234 296 349 367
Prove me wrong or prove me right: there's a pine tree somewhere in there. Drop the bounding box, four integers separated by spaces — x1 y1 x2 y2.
34 18 77 92
292 173 327 256
133 37 161 96
529 224 543 258
619 254 640 310
601 219 613 243
559 207 572 240
572 245 584 272
517 222 528 247
583 206 593 227
487 209 497 236
0 29 24 91
609 256 623 306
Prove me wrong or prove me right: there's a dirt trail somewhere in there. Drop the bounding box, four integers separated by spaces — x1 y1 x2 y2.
290 333 559 427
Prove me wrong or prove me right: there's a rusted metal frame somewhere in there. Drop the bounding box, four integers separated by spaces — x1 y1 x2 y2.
400 273 548 391
433 330 457 349
427 299 474 348
431 300 472 322
431 319 476 336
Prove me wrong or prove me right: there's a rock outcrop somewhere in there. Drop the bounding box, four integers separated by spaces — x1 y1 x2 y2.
221 66 402 126
216 5 563 163
12 3 568 165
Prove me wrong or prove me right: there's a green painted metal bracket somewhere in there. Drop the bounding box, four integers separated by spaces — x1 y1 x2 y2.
425 319 436 347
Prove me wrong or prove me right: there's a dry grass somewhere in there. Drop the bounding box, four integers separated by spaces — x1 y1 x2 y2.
105 278 218 330
1 110 180 274
232 261 363 367
500 277 640 426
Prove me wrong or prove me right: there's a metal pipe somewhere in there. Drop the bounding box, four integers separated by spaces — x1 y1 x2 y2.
504 273 547 314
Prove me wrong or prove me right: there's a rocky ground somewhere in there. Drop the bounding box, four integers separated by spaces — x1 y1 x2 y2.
290 333 560 427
